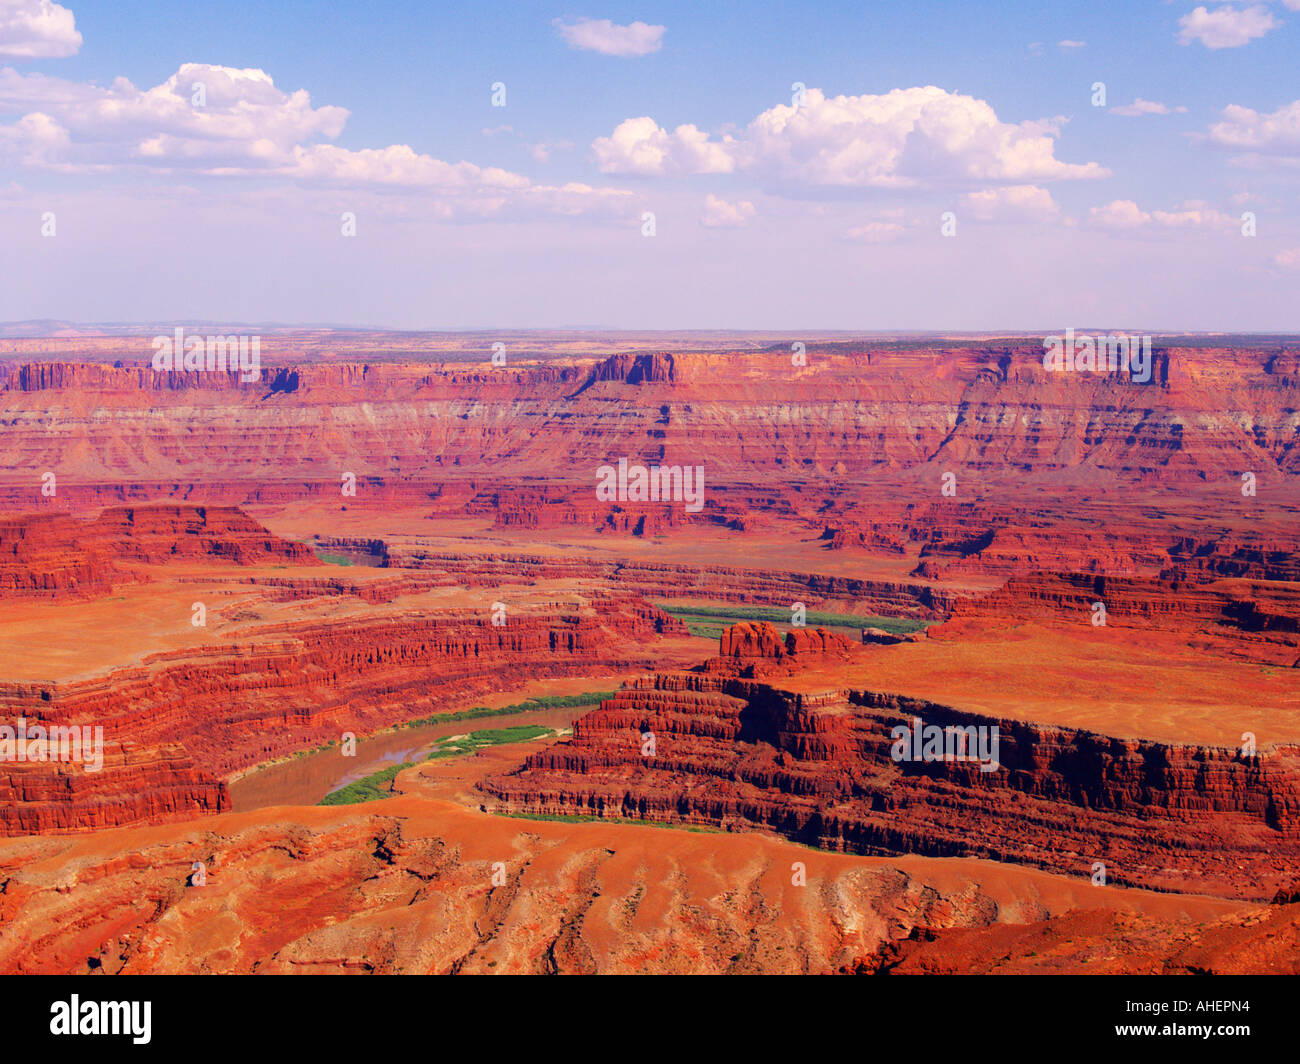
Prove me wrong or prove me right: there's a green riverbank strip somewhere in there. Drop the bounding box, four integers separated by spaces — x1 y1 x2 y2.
395 690 618 731
319 725 554 806
656 601 930 640
289 689 617 762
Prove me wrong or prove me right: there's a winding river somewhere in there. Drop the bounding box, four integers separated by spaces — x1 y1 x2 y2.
225 671 640 811
228 704 592 810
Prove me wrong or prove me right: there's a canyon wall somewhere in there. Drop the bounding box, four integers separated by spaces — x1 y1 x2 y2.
0 593 686 837
0 505 318 598
0 504 691 836
2 345 1297 498
484 623 1300 900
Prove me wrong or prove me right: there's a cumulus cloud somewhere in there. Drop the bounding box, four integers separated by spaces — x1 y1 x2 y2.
592 86 1107 191
0 63 348 172
1109 98 1187 117
748 88 1107 187
1202 98 1300 160
961 184 1059 221
553 17 664 56
1177 4 1279 49
700 193 754 228
0 0 80 59
0 62 636 218
592 116 736 175
1089 199 1235 230
0 108 66 164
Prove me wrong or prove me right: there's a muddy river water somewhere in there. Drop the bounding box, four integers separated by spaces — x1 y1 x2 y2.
228 704 591 811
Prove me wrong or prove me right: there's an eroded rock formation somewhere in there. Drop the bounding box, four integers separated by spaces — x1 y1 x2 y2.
484 623 1300 900
0 505 318 598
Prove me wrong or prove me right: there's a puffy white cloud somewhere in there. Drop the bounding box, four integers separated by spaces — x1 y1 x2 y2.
553 17 664 57
592 116 736 175
700 193 754 227
1109 98 1187 117
1203 99 1300 159
0 0 80 59
1089 199 1235 230
747 88 1106 187
0 108 66 164
279 143 525 189
592 86 1106 190
0 63 348 171
961 184 1059 221
1177 4 1279 49
0 62 636 219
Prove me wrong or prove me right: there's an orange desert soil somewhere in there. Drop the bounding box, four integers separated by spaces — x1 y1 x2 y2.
0 738 1273 975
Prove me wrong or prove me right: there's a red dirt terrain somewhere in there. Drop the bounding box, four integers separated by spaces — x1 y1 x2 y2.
1 333 1298 973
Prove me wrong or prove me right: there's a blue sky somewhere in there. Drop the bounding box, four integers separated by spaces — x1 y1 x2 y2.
2 0 1298 329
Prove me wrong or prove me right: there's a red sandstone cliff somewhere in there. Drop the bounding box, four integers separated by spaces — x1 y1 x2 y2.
0 505 318 598
483 623 1300 900
0 580 688 837
4 343 1299 495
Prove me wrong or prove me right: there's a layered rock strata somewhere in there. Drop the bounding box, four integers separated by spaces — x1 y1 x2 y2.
484 623 1300 900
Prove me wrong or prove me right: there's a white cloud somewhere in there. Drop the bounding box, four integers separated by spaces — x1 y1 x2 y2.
0 63 348 171
553 17 665 57
279 142 523 188
962 184 1059 221
1089 199 1235 230
748 88 1106 187
0 0 80 59
1090 200 1151 229
1177 4 1279 49
592 116 736 175
0 108 66 164
1203 99 1300 159
0 62 636 219
700 193 754 227
1058 39 1087 48
592 87 1107 190
528 139 572 163
1275 247 1300 268
1109 98 1187 117
1150 203 1236 228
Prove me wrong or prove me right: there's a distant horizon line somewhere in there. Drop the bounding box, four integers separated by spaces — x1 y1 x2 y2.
3 321 1299 340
